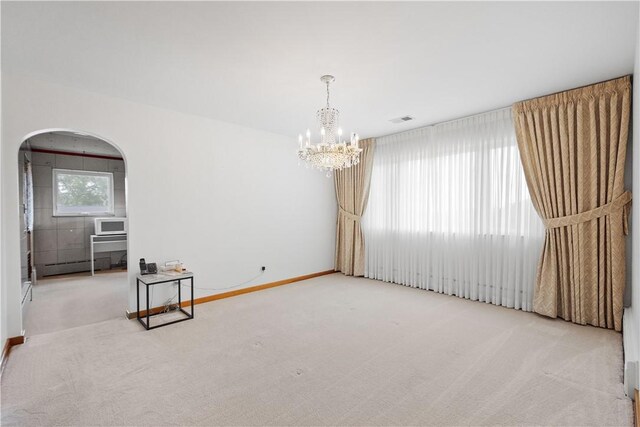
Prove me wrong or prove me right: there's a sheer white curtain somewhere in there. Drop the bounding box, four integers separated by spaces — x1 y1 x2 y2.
363 108 544 311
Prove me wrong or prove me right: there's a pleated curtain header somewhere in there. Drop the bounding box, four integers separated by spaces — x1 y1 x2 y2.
513 75 631 113
377 107 514 147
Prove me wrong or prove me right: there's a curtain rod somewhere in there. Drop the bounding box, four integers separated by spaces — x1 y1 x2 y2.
517 74 632 104
375 74 632 141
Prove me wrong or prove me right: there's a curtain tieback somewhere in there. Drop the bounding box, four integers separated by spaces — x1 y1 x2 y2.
542 190 632 234
339 207 361 222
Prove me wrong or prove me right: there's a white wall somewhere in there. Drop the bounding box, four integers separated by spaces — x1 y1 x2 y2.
623 8 640 398
1 73 337 342
0 45 5 345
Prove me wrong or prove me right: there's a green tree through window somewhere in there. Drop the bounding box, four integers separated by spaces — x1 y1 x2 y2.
54 169 114 215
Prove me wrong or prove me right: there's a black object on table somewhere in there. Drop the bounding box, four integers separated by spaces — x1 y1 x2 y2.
136 272 194 330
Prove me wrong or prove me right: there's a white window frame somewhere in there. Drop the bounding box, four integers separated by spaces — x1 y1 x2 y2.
52 168 115 217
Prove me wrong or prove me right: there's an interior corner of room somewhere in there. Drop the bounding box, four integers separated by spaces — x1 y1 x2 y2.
0 1 639 426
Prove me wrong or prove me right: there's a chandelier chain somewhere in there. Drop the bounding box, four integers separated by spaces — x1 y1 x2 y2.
326 81 330 107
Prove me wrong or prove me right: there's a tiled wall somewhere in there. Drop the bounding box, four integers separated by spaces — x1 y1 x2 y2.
31 151 126 277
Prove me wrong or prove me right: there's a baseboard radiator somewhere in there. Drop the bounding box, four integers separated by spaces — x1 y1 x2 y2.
38 258 111 277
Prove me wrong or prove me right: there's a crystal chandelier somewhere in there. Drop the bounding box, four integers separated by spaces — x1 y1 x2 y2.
298 75 361 177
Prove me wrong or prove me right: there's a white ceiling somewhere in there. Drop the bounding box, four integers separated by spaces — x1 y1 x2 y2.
2 2 638 139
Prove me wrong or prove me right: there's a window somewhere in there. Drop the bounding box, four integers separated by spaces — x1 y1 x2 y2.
364 111 542 238
362 109 545 311
53 169 114 216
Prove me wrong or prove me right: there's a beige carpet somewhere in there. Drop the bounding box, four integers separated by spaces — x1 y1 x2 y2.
24 271 129 336
1 273 632 426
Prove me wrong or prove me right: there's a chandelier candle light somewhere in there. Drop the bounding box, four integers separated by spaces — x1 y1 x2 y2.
298 75 362 177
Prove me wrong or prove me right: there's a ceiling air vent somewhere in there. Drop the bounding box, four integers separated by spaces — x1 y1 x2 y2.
390 116 414 124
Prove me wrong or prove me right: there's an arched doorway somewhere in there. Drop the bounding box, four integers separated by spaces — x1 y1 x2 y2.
17 129 129 336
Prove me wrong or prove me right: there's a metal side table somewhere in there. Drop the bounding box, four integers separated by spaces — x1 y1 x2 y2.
136 272 194 330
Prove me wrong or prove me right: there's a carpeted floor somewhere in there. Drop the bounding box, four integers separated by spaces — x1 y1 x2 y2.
1 273 632 426
24 270 129 335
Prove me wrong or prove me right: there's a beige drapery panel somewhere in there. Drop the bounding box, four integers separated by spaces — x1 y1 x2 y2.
512 76 632 331
334 139 376 276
